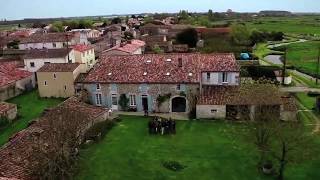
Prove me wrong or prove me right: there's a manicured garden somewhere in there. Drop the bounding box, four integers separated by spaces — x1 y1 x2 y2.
0 90 64 146
76 115 320 180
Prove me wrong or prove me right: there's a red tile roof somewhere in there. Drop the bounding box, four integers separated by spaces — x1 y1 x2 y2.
72 44 94 52
0 97 107 179
0 61 33 88
195 27 231 34
37 63 80 72
83 53 239 84
105 40 145 54
0 102 16 115
23 48 72 59
20 32 76 44
198 84 282 105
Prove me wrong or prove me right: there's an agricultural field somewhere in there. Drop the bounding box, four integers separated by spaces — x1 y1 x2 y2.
245 16 320 36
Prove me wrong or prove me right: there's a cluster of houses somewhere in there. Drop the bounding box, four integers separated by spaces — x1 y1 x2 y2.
0 15 299 180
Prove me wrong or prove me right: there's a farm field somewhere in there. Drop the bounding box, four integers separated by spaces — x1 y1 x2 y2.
76 115 320 180
245 16 320 36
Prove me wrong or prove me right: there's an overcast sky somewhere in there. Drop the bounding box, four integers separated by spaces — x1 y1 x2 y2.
1 0 320 20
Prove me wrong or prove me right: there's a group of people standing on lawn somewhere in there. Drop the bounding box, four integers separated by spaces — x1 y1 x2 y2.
148 116 176 135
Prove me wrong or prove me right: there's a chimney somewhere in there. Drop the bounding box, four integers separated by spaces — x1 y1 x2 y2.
178 58 182 67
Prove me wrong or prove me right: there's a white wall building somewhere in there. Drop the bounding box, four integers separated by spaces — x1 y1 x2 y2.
23 49 75 72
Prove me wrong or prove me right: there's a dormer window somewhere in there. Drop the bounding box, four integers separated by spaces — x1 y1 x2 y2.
166 58 172 62
166 72 170 76
188 73 193 77
96 84 101 90
143 72 147 76
146 60 152 63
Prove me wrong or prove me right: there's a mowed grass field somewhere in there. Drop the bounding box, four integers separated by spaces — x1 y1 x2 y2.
286 41 320 75
0 90 64 146
76 116 320 180
246 16 320 35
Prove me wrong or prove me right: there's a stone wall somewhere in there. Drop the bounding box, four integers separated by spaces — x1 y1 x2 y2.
196 105 226 119
84 83 199 113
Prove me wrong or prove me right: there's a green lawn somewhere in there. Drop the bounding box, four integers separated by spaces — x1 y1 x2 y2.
76 116 320 180
295 93 316 110
286 41 320 75
0 90 64 146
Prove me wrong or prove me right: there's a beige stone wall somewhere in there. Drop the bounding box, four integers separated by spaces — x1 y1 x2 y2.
6 106 17 121
196 105 226 119
37 71 76 98
281 111 297 121
84 83 199 113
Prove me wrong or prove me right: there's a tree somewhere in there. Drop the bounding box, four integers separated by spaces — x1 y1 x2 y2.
241 82 315 180
208 9 214 21
51 21 64 32
118 94 129 111
176 28 199 48
111 17 122 24
152 44 164 54
231 24 252 45
179 10 189 20
31 106 90 179
124 31 134 40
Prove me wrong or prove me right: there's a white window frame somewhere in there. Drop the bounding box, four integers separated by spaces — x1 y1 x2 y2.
222 72 228 83
53 73 57 79
95 93 102 106
129 94 136 106
53 42 56 48
30 62 35 68
44 81 47 86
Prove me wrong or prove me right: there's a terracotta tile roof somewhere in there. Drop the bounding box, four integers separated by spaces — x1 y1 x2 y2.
195 27 231 34
281 96 298 111
104 40 145 54
83 53 239 84
23 48 72 59
20 33 75 44
37 63 80 72
0 97 107 180
199 84 282 106
0 61 33 88
72 44 94 52
0 102 16 115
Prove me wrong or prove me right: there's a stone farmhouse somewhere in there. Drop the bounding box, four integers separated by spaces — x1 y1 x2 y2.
78 53 297 121
79 53 240 115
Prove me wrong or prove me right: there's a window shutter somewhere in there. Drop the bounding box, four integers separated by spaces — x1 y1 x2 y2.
227 73 232 84
218 73 223 84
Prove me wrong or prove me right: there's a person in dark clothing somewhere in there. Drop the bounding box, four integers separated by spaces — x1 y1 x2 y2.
172 119 176 134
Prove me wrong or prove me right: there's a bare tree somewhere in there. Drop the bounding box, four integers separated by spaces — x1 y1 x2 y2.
31 106 90 180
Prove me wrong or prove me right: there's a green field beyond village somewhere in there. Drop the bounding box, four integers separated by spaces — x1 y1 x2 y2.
75 116 320 180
